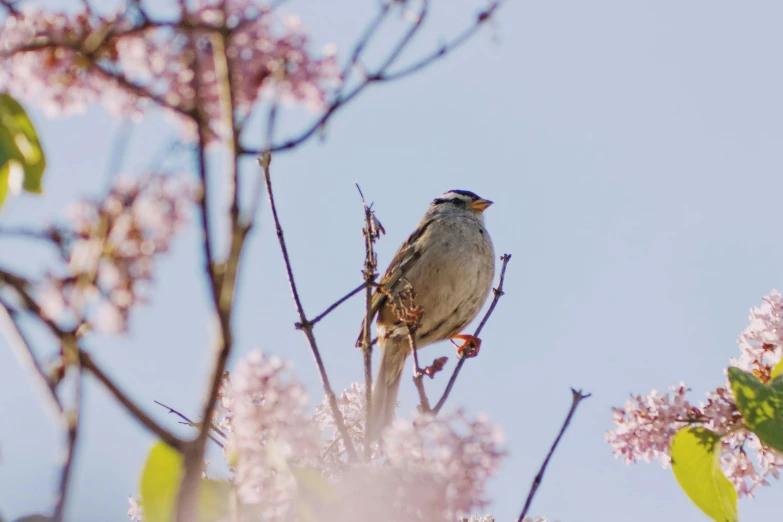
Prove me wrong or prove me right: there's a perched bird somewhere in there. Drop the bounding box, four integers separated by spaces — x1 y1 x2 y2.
358 189 496 440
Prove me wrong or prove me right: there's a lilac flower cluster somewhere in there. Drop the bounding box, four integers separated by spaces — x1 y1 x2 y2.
607 291 783 497
218 350 508 522
38 174 194 333
0 0 339 138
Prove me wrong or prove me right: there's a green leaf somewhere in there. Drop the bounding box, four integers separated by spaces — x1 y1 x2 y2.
671 427 737 522
139 442 231 522
771 359 783 380
140 442 183 522
0 93 46 207
291 466 339 521
0 162 10 209
198 479 231 522
728 367 783 452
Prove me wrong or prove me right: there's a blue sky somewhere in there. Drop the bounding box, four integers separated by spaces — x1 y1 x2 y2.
2 1 783 521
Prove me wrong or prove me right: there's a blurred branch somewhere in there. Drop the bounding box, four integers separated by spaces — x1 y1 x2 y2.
243 0 503 155
259 152 358 460
54 336 82 522
432 253 511 415
0 268 68 337
80 351 187 451
178 19 252 521
0 0 19 15
517 389 591 522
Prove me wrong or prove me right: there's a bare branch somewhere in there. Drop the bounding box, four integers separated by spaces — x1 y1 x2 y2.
178 22 250 521
338 2 393 90
54 336 82 522
356 183 383 458
517 389 591 522
380 1 502 82
308 281 369 328
154 400 226 448
433 253 511 414
259 152 358 460
80 351 187 452
242 0 505 156
408 328 432 413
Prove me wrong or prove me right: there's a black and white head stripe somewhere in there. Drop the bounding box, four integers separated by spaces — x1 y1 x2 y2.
432 189 482 206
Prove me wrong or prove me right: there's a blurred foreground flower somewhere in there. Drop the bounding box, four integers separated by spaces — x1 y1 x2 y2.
205 349 508 522
37 174 195 333
0 1 339 140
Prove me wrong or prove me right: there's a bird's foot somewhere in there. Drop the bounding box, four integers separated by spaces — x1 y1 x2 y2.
452 334 481 358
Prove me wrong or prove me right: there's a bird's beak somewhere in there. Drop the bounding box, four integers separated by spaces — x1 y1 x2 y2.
470 198 493 212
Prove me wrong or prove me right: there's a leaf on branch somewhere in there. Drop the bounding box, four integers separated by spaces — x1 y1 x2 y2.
139 442 230 522
0 93 46 209
670 427 737 522
770 359 783 380
728 367 783 452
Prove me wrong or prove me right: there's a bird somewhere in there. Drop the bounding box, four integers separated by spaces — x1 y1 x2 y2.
357 189 496 441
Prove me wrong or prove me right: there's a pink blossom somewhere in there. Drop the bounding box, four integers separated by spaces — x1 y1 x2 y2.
229 350 321 517
606 382 695 466
607 291 783 497
223 351 507 521
37 174 195 333
0 2 339 138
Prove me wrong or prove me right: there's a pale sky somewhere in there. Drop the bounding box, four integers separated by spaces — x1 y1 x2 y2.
1 1 782 521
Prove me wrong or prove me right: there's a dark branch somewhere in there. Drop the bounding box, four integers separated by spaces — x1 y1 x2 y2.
80 351 187 452
408 327 432 413
517 389 591 522
307 281 369 328
242 0 504 156
356 183 383 459
154 400 226 448
433 253 511 414
259 152 358 460
54 336 82 522
381 1 502 82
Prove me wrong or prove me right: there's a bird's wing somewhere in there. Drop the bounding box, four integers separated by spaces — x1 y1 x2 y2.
355 218 435 347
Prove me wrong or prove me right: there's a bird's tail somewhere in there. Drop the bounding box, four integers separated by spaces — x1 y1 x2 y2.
366 339 408 442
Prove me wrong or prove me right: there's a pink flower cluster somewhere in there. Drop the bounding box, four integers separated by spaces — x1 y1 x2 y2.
229 351 321 518
222 350 507 522
607 291 783 497
38 174 194 333
0 1 339 138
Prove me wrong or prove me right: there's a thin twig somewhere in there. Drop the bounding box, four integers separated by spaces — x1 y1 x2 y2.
338 1 392 92
154 401 226 448
433 253 511 414
356 183 382 458
381 1 503 82
408 328 431 413
259 152 358 460
517 389 591 522
308 281 369 328
240 1 504 155
80 351 187 451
